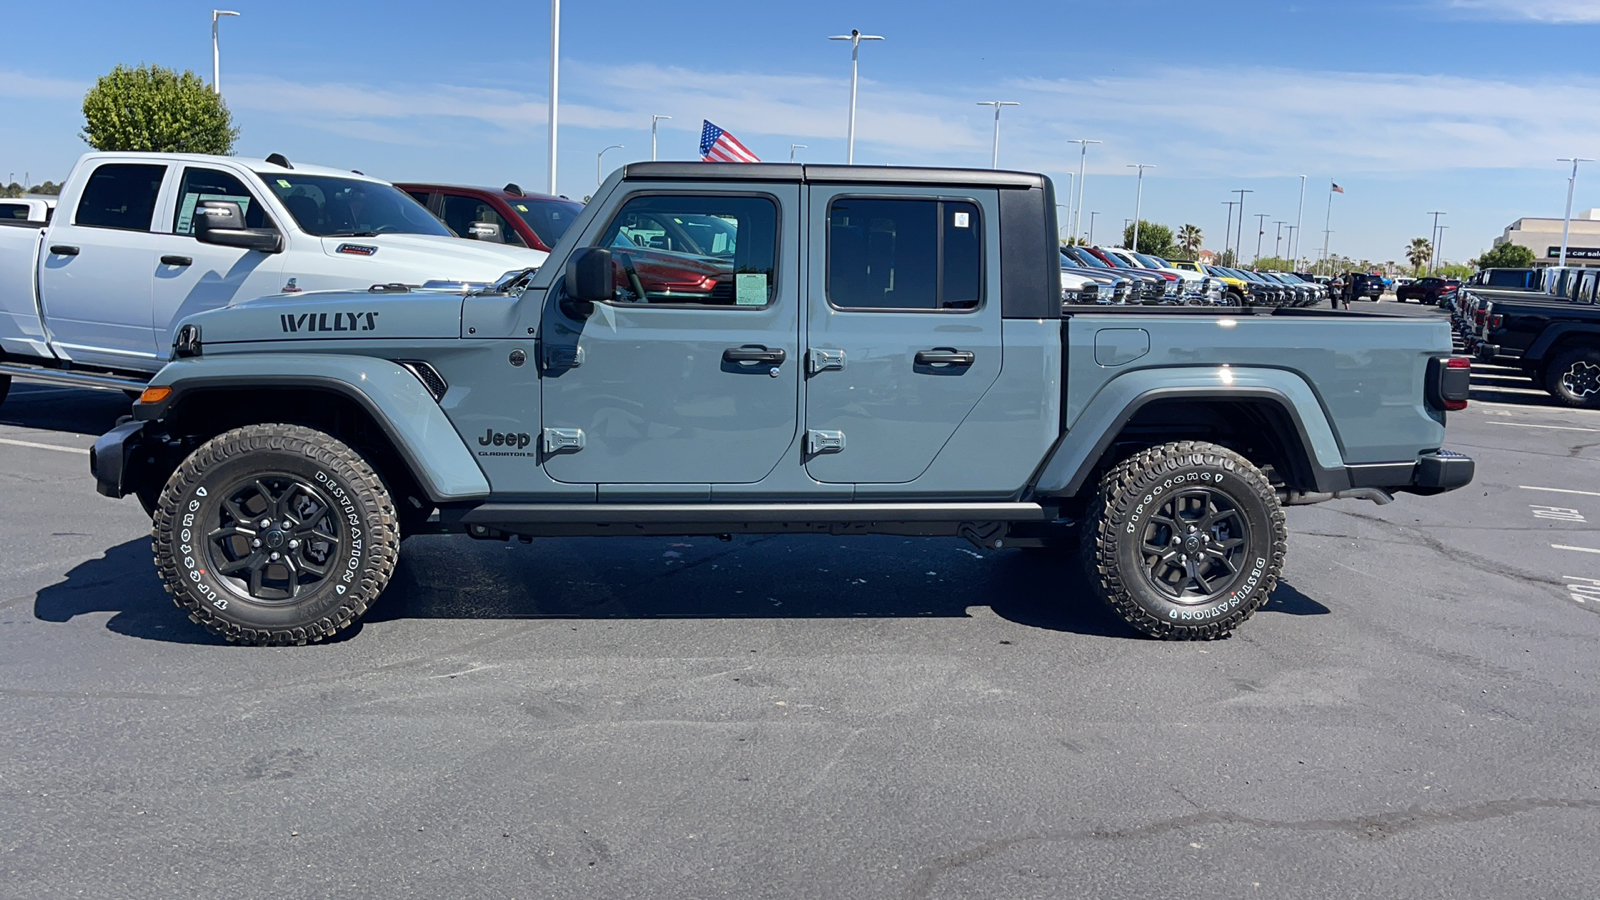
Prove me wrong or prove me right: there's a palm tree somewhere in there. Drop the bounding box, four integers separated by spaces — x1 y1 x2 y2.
1406 237 1433 275
1177 223 1202 258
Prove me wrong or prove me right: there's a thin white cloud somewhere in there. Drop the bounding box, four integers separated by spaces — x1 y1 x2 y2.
1446 0 1600 22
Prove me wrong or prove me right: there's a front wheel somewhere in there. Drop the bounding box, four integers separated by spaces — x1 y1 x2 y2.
1081 441 1287 639
1546 347 1600 409
152 424 400 645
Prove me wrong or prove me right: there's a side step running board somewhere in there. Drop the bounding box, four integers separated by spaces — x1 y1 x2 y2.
0 363 150 393
458 502 1051 526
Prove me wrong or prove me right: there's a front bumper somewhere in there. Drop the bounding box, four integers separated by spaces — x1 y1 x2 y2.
89 420 148 498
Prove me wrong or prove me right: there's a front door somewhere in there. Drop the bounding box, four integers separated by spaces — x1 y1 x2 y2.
151 165 285 351
804 187 1003 484
540 186 800 485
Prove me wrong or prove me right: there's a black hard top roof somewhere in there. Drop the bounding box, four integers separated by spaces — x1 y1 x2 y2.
620 162 1047 190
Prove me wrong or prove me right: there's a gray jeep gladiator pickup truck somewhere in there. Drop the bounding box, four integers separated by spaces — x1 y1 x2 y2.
89 163 1475 645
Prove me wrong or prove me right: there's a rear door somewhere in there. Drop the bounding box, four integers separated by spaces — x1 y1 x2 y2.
803 186 1002 484
36 160 170 367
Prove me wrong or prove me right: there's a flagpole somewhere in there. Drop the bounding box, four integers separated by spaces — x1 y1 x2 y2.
1293 174 1305 269
1321 182 1334 275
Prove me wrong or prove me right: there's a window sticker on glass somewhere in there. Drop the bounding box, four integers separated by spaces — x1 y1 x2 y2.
953 211 970 229
515 204 529 212
735 273 768 306
277 179 292 188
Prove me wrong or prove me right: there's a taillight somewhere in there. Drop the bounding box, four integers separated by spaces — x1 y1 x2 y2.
1474 309 1487 325
1435 356 1471 410
1488 314 1503 329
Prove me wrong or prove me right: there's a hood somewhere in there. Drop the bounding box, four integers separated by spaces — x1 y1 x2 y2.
178 287 468 347
318 233 546 282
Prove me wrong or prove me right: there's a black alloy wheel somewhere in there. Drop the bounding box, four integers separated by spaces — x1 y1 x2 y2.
1137 487 1250 603
205 474 345 603
1548 347 1600 409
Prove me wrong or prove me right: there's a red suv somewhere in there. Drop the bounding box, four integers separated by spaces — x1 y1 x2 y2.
397 182 583 252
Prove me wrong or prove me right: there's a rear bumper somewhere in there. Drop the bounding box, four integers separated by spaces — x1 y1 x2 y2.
1343 450 1474 496
89 420 147 499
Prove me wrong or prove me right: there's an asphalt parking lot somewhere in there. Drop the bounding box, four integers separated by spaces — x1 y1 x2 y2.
4 304 1600 899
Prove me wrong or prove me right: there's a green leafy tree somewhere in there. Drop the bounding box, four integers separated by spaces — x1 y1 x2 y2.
1405 237 1433 275
1474 242 1536 269
1215 248 1238 268
1253 256 1294 272
1121 220 1176 257
1438 262 1475 279
81 63 238 154
1176 223 1202 258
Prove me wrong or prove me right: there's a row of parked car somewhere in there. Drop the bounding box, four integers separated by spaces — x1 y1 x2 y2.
1059 247 1330 308
1449 266 1600 408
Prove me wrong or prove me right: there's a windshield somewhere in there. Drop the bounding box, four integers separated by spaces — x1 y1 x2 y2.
1063 247 1109 268
510 196 584 246
260 173 452 238
1131 251 1166 268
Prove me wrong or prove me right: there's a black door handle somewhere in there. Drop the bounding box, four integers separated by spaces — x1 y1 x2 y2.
723 346 786 365
160 255 193 267
914 348 975 366
50 245 79 256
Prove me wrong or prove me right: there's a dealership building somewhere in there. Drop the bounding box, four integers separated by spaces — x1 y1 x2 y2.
1495 210 1600 263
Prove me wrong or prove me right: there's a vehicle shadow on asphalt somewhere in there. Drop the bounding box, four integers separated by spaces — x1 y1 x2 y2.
0 384 132 436
35 537 1330 644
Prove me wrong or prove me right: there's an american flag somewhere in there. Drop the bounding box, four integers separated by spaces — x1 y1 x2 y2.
1331 182 1345 194
699 120 760 163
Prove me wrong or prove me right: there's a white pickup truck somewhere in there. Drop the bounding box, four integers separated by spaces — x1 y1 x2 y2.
0 152 546 405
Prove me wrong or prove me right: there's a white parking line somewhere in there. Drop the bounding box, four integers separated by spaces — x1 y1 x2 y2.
1522 485 1600 498
1552 544 1600 555
0 437 90 455
1488 421 1600 432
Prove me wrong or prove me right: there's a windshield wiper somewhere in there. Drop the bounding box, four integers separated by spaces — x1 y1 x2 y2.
325 231 380 237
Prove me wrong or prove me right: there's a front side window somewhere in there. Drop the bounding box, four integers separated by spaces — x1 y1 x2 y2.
260 173 452 238
173 167 265 235
75 163 165 231
827 198 981 311
593 195 778 307
440 194 526 247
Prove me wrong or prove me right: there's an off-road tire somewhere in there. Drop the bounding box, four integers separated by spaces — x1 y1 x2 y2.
1545 347 1600 409
152 424 399 645
1080 441 1286 640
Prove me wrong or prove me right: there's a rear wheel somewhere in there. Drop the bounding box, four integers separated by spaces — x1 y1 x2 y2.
1081 441 1286 640
152 423 399 645
1546 347 1600 409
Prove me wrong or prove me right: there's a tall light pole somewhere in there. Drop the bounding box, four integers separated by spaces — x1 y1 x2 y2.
597 144 623 187
1067 139 1101 245
1127 163 1154 251
976 102 1019 169
1253 213 1269 264
1321 182 1338 275
1273 221 1286 260
211 10 240 96
829 30 884 164
1055 204 1069 242
1293 174 1306 269
1558 157 1593 267
1233 189 1254 262
1427 211 1446 273
1285 225 1298 268
1436 226 1449 272
547 0 560 194
790 143 807 162
1222 200 1238 262
650 115 671 161
1087 211 1099 245
1063 172 1074 229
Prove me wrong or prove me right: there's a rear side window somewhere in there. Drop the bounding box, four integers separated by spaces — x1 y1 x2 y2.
827 198 982 311
75 163 165 231
0 203 30 221
172 167 265 235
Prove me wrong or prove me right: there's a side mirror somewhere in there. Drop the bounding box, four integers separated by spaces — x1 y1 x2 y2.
194 200 283 253
467 221 502 243
564 247 614 304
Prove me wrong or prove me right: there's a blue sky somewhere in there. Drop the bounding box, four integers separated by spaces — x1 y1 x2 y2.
6 0 1600 264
